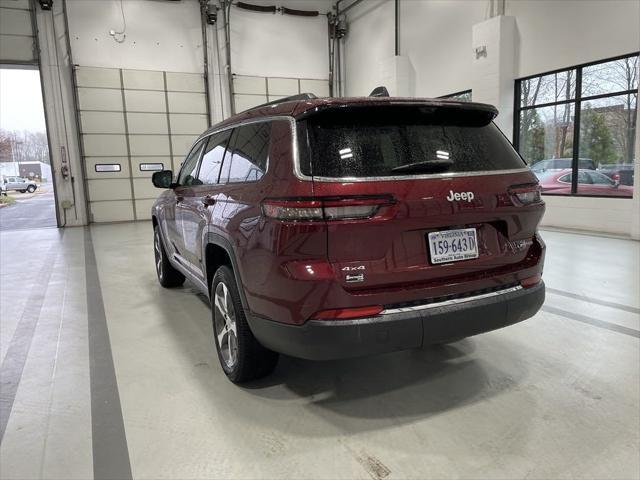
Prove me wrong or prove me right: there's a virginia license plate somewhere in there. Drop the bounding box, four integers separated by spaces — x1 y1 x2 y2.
428 228 479 264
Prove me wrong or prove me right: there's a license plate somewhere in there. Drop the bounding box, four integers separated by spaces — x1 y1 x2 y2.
427 228 479 264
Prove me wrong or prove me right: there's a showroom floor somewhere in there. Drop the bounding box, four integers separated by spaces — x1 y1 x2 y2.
0 223 638 479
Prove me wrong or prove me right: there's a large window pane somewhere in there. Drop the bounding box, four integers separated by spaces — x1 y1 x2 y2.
520 69 576 107
520 104 575 195
582 56 639 98
578 93 636 197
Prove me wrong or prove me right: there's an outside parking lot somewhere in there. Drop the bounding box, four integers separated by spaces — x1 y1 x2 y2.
0 187 56 230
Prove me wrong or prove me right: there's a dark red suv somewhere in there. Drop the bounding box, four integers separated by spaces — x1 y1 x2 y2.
151 94 546 383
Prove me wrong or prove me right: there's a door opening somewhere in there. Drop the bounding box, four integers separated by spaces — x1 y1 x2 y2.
0 66 58 230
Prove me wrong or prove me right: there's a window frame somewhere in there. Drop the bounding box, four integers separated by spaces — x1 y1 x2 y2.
514 52 639 198
196 129 234 185
176 138 207 187
218 121 271 185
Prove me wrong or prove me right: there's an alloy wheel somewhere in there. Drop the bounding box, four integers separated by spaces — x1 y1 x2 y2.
214 282 238 368
154 230 163 280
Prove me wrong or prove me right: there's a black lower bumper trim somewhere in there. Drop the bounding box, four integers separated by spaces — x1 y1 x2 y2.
247 282 545 360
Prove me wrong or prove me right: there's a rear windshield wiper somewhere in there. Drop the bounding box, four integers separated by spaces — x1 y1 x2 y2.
390 159 453 174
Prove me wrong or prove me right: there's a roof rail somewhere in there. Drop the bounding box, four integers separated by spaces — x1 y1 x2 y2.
246 93 318 112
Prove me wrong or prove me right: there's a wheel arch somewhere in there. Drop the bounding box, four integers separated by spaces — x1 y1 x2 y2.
204 233 250 312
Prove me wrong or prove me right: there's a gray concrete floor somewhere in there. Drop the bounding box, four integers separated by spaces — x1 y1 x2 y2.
0 223 638 480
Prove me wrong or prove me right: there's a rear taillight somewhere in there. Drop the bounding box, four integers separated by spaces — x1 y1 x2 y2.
509 184 542 205
312 305 384 320
262 199 323 221
262 196 394 221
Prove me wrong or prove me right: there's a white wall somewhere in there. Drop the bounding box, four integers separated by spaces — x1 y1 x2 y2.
66 0 331 122
402 0 485 97
343 0 394 96
344 0 487 97
66 0 331 77
229 0 330 79
508 0 640 78
66 0 204 73
345 0 640 97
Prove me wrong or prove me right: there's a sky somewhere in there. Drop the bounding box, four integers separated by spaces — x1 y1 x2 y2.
0 68 47 133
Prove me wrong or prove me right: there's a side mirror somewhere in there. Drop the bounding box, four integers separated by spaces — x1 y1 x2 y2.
152 170 174 189
613 180 620 188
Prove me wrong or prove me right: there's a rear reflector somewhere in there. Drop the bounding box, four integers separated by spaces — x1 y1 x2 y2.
283 260 335 280
521 273 542 288
263 196 394 221
312 305 384 320
509 184 542 205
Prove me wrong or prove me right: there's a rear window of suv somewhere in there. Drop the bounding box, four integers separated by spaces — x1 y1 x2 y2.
298 105 525 178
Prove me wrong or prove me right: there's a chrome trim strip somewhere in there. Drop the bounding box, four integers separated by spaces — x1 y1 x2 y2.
296 168 531 183
195 115 297 145
381 285 524 315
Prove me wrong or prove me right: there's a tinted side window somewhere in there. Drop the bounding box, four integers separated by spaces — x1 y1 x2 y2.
177 139 206 186
221 122 270 183
564 172 592 184
198 130 233 185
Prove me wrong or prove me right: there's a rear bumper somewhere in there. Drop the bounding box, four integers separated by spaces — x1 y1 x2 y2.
247 281 545 360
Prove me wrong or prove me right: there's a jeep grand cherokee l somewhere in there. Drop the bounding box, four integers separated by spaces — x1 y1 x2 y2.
151 94 546 383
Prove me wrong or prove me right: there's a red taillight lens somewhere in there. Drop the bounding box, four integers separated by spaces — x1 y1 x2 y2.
509 184 542 205
263 196 394 221
521 273 542 288
262 199 323 221
312 305 384 320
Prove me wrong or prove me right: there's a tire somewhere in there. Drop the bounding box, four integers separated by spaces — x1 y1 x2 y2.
211 265 278 383
27 185 36 193
19 190 26 193
153 225 185 288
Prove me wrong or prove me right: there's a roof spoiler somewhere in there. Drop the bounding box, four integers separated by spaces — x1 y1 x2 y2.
369 86 389 97
246 93 317 112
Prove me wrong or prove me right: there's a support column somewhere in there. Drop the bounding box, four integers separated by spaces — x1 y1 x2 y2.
630 88 640 240
34 2 87 226
471 15 517 139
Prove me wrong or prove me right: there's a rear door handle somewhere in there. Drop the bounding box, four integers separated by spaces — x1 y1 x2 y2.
203 195 216 206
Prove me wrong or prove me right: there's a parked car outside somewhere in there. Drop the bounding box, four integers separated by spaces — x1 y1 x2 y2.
536 168 634 197
2 176 38 193
151 94 546 383
598 163 635 186
529 158 596 173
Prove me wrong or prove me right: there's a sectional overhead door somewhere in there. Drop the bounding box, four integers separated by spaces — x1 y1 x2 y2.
0 0 35 64
233 74 330 112
75 66 208 222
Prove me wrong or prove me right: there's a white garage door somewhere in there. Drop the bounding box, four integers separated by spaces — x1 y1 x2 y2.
75 66 208 222
0 0 35 64
233 74 330 112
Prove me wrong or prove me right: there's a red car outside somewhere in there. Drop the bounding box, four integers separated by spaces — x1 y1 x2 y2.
536 168 634 197
151 94 546 382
